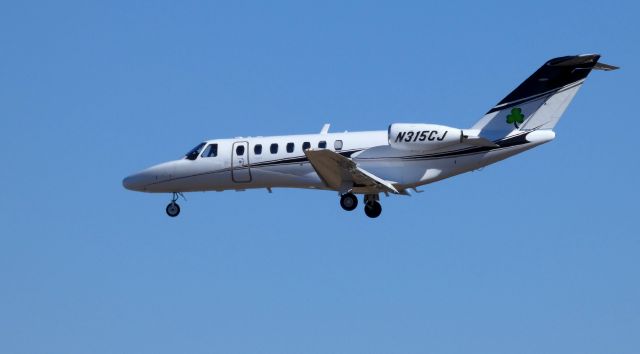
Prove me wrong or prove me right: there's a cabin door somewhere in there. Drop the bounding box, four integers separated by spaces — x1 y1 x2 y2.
231 141 252 183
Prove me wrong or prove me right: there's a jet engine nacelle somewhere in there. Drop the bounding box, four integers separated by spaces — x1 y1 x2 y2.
388 123 463 151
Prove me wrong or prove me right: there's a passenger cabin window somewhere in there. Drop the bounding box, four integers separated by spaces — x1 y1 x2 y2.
236 145 245 155
201 144 218 157
334 140 343 151
185 142 206 161
318 141 327 149
302 142 311 151
254 144 262 155
286 142 294 153
270 143 278 154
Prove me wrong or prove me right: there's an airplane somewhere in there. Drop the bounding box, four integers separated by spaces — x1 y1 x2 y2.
123 54 617 218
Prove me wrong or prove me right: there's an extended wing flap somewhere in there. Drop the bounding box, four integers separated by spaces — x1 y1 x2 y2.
355 167 399 193
304 149 399 194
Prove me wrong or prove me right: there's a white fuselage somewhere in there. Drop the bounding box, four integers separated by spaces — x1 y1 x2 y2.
122 129 555 194
122 54 613 218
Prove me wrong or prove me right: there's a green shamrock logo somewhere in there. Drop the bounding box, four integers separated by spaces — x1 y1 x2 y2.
506 107 525 129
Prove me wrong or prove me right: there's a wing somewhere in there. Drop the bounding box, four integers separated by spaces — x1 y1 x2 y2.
304 149 401 194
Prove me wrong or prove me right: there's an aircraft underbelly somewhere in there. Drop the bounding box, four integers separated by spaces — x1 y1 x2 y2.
242 164 326 189
355 142 540 188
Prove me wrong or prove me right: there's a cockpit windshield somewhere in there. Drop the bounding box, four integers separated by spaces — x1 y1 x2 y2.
184 142 206 160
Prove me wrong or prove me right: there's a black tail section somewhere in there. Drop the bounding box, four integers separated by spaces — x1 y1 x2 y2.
472 54 617 139
490 54 601 113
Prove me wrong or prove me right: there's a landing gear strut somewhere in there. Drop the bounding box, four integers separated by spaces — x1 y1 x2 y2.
166 192 181 217
340 192 358 211
363 194 382 218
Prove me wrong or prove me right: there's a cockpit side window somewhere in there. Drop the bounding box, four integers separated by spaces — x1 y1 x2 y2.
185 142 206 160
200 144 218 158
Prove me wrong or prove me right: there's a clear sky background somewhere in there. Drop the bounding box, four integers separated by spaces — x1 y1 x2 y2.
1 1 638 353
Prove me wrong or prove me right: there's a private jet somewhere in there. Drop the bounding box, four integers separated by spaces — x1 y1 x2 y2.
123 54 617 218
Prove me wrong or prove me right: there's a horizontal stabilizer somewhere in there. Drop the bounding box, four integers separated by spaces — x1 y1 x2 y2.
593 62 619 71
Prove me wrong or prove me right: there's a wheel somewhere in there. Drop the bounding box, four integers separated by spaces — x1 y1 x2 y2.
340 193 358 211
166 202 180 217
364 201 382 218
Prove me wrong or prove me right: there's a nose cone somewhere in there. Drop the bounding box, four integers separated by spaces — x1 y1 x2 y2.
123 161 178 192
122 173 147 191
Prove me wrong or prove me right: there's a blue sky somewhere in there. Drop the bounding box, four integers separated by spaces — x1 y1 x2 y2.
1 1 638 353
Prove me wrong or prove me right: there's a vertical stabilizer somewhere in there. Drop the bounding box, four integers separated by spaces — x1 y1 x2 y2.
472 54 617 141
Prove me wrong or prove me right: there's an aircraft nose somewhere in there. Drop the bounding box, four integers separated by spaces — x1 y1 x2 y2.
123 161 177 192
122 173 148 191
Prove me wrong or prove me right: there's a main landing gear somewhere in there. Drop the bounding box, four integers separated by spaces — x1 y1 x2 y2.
363 194 382 218
166 192 182 217
340 193 358 211
339 192 382 218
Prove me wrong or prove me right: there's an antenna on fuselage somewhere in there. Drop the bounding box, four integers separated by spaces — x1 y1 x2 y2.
320 123 330 134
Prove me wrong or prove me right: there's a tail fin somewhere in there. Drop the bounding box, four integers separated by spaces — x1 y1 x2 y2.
472 54 618 140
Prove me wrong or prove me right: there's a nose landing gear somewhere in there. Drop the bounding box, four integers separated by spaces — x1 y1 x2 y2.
166 202 180 217
165 192 183 217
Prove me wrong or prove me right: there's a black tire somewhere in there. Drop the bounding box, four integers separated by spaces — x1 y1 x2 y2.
340 193 358 211
166 202 180 217
364 201 382 218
